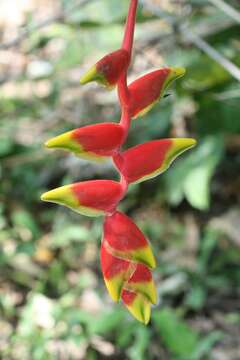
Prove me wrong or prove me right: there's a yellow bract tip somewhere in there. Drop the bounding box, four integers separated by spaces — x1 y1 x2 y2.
173 138 197 150
104 276 123 302
166 138 196 163
80 65 98 85
126 279 158 305
40 185 78 207
124 294 151 325
41 186 69 202
44 131 73 149
130 246 156 270
171 66 186 78
40 192 48 201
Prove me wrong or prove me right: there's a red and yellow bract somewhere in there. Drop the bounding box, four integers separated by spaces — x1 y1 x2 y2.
41 0 196 324
129 67 185 118
114 138 196 184
45 122 125 161
103 211 156 268
41 180 123 217
80 49 130 89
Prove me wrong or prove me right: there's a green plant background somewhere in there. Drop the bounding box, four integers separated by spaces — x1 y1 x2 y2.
0 0 240 359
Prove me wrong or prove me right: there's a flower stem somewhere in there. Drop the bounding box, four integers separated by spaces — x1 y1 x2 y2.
118 0 138 132
115 0 139 209
122 0 138 57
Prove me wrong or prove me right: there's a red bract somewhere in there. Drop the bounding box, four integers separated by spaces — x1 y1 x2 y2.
41 180 123 216
45 123 125 161
103 211 156 268
41 0 196 324
80 49 130 89
114 138 196 184
129 67 185 119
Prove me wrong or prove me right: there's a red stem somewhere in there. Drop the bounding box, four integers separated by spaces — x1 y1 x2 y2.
122 0 138 57
118 73 130 110
118 0 138 130
113 0 138 211
119 101 131 134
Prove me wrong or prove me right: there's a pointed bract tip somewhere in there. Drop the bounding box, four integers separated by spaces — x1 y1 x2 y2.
40 185 77 207
104 277 122 302
171 66 186 78
143 305 151 325
139 303 151 325
173 138 197 150
44 140 52 148
123 293 151 325
148 282 158 305
80 65 98 85
145 247 156 269
133 246 156 270
40 188 67 202
41 186 68 202
40 192 48 201
44 132 73 149
168 138 197 161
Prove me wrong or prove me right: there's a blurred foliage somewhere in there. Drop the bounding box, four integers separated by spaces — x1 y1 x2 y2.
0 0 240 359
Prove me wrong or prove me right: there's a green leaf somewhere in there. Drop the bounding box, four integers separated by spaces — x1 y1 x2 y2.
11 209 40 240
153 308 199 357
88 307 125 335
0 138 14 157
197 93 240 135
127 326 151 360
185 285 206 310
164 136 224 210
52 224 90 247
198 229 219 273
192 331 223 360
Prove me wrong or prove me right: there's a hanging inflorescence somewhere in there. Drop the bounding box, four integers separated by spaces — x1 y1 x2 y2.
41 0 196 324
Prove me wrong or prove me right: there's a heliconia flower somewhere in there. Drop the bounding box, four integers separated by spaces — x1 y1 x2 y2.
80 49 130 89
114 138 196 184
129 67 186 119
41 180 123 217
45 123 125 161
41 0 197 325
103 211 156 269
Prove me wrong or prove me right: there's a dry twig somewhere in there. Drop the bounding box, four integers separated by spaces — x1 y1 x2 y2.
208 0 240 25
140 0 240 82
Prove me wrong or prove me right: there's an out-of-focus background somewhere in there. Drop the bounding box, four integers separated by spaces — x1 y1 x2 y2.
0 0 240 359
